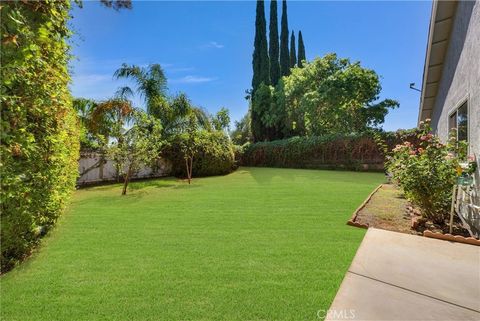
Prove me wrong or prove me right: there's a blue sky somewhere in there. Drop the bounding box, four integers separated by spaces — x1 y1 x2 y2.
70 0 432 131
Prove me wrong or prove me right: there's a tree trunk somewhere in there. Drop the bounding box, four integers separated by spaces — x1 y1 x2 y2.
185 158 191 185
122 166 132 195
189 156 193 183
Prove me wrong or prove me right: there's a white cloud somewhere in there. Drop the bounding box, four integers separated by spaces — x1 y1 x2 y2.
168 67 195 73
201 41 224 49
170 75 217 84
162 64 195 73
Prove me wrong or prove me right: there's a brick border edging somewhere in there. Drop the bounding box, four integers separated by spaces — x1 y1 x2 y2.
423 230 480 246
346 184 383 229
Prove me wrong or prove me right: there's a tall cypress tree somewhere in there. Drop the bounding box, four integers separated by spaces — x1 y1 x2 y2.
289 31 296 68
252 0 270 142
297 30 306 67
279 0 290 77
269 0 280 85
252 0 270 92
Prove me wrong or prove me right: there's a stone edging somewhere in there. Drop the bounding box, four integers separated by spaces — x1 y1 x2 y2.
423 230 480 246
346 184 383 229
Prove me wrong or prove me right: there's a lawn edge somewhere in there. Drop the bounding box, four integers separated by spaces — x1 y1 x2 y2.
346 184 383 229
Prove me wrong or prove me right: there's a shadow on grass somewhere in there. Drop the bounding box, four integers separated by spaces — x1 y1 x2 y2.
129 179 178 190
243 166 387 186
129 178 203 190
172 183 202 189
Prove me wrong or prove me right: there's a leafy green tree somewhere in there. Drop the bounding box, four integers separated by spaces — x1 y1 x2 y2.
107 111 164 195
281 54 399 136
297 30 306 68
212 107 231 132
252 0 270 91
252 83 274 141
279 0 290 77
231 111 253 145
269 0 281 85
270 82 288 139
179 113 200 184
289 31 296 68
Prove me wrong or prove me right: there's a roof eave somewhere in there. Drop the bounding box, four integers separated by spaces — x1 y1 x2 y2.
418 1 458 125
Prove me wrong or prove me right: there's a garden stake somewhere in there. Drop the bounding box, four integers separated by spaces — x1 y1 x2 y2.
449 184 457 234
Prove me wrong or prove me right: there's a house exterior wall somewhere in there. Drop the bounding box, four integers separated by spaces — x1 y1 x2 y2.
431 0 479 161
430 0 479 211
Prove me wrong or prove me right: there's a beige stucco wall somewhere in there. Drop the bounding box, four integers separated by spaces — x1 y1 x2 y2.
431 1 479 160
430 1 479 208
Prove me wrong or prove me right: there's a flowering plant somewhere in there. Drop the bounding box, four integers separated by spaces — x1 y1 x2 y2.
386 120 464 223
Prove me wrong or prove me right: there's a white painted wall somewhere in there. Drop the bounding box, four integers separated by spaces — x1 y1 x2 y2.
78 151 171 185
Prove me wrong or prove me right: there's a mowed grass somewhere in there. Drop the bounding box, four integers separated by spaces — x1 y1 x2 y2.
1 167 383 321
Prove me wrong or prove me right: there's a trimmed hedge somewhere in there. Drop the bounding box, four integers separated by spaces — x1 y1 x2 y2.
240 135 383 171
239 132 418 171
164 131 236 177
1 1 79 272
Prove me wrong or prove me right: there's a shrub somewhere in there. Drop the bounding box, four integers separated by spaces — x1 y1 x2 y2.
165 131 235 177
386 120 462 223
1 1 79 272
240 134 386 171
232 143 248 165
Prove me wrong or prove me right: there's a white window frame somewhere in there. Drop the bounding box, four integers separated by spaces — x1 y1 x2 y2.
447 96 469 143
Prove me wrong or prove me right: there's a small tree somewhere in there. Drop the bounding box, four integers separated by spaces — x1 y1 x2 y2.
212 107 231 132
179 113 200 184
108 111 164 195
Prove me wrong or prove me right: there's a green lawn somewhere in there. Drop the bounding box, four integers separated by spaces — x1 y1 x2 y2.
1 167 383 321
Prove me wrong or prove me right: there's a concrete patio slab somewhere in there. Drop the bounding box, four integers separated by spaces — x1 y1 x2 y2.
326 272 479 321
326 228 480 321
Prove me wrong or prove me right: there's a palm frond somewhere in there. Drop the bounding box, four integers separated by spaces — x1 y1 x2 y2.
115 86 134 100
192 107 212 131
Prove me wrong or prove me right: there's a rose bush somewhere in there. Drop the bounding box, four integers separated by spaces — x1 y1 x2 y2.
386 120 463 223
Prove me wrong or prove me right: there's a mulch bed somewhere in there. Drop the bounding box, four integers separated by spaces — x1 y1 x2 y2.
348 183 479 245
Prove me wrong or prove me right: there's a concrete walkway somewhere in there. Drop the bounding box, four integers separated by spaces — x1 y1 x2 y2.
326 228 480 321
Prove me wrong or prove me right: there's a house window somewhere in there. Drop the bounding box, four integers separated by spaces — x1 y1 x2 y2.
448 101 468 141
